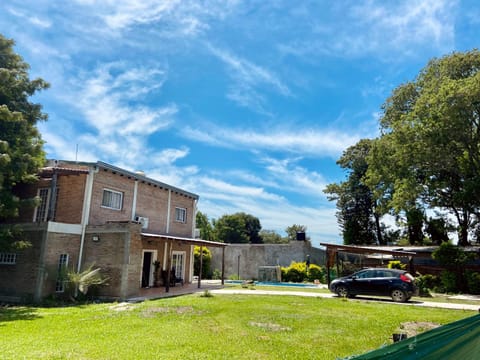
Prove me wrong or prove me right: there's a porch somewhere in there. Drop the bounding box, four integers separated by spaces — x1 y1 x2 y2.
129 279 225 302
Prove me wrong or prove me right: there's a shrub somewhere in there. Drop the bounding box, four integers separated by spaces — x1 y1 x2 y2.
439 270 457 293
465 271 480 294
387 260 406 270
194 246 212 279
306 264 325 283
415 274 439 297
281 261 307 282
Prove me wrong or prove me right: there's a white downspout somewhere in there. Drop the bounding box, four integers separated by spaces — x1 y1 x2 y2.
166 189 171 234
77 166 97 272
131 180 138 220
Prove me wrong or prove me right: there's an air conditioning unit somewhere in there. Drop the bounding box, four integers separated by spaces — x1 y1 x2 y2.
134 216 149 229
194 228 201 238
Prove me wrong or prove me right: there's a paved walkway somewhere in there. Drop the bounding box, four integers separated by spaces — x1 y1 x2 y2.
128 281 480 311
209 288 480 311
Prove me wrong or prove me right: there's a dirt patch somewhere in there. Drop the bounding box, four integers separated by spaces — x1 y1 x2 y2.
109 302 135 312
141 306 196 317
399 321 440 337
249 322 291 332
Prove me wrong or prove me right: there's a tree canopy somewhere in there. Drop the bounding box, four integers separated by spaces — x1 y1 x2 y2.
0 34 49 250
367 49 480 246
327 49 480 246
213 212 262 244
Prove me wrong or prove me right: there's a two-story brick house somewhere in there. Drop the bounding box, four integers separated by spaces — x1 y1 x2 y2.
0 160 226 302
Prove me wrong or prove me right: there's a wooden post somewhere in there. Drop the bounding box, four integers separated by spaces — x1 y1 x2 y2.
198 245 203 289
165 241 172 293
221 246 225 285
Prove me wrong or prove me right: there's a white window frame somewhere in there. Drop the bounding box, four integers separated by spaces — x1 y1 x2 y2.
101 188 123 210
55 253 69 293
0 253 17 265
175 207 187 223
172 251 185 280
33 187 58 222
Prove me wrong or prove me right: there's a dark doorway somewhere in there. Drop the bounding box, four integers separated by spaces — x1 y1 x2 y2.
142 251 153 287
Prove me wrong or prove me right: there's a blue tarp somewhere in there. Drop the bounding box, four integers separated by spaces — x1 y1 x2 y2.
346 313 480 359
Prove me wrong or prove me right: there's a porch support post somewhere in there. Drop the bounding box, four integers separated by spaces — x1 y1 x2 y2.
198 245 203 289
221 246 225 285
165 241 172 293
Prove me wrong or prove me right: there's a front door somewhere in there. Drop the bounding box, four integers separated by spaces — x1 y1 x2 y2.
142 251 153 287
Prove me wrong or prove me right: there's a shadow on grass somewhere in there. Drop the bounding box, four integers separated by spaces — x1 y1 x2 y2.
0 306 42 325
336 295 424 305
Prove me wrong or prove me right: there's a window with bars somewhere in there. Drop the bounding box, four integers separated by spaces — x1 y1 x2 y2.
0 253 17 265
101 189 123 210
175 207 187 223
55 253 69 293
34 187 58 222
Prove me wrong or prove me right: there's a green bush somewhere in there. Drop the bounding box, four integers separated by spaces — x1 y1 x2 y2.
465 271 480 294
415 274 439 297
307 264 325 283
281 261 326 283
194 246 212 279
281 261 307 282
439 270 457 293
387 260 406 270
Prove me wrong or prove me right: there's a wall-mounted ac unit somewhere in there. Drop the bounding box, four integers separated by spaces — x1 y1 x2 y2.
194 228 201 238
134 216 149 229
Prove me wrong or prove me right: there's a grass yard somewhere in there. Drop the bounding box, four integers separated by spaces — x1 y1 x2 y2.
0 293 475 359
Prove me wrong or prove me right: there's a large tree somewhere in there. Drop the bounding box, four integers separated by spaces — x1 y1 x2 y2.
214 212 262 244
324 139 383 245
366 50 480 246
0 34 49 250
195 211 215 241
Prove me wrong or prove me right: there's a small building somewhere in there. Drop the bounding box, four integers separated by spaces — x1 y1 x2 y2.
0 160 226 303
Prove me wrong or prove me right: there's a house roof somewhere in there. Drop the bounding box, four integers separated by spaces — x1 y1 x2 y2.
45 159 199 200
141 232 228 248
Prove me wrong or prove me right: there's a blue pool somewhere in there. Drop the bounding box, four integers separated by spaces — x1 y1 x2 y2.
225 280 321 289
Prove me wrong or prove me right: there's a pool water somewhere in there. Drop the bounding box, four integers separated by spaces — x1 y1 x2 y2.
226 280 321 289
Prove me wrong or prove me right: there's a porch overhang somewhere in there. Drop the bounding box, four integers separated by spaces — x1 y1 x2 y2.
141 233 227 292
141 232 228 248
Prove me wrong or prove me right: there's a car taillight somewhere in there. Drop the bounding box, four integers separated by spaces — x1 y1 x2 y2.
400 274 411 283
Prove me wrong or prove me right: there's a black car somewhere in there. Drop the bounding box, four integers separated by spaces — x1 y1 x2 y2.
329 268 417 302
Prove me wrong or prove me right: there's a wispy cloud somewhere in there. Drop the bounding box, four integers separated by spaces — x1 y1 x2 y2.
182 123 360 158
208 45 291 113
278 0 456 60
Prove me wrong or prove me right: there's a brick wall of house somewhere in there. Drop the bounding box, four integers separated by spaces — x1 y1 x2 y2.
0 228 44 301
89 169 134 225
83 222 144 299
42 232 82 297
55 174 86 224
135 182 169 233
168 193 195 237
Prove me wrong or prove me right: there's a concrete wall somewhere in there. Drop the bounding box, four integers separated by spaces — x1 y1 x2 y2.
210 241 325 280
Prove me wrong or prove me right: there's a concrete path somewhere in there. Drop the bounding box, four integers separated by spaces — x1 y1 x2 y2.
209 288 480 312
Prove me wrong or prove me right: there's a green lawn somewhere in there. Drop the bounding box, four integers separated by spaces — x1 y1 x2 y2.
0 294 475 359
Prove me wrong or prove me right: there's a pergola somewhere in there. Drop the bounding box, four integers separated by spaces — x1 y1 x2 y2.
319 243 417 285
142 233 228 292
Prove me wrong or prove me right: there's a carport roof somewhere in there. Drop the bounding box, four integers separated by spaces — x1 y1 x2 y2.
319 243 417 257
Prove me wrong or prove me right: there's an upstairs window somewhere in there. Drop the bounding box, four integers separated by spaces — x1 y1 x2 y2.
175 207 187 223
34 187 58 222
102 189 123 210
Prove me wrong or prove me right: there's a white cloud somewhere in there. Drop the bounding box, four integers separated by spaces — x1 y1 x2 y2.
182 123 360 158
208 45 291 113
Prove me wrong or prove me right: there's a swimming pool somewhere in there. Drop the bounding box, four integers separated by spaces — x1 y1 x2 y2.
225 280 322 289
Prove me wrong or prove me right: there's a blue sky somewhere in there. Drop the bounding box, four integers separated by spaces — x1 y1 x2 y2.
1 1 479 246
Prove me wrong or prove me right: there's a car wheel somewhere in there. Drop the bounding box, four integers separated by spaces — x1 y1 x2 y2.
336 285 349 298
391 289 407 302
